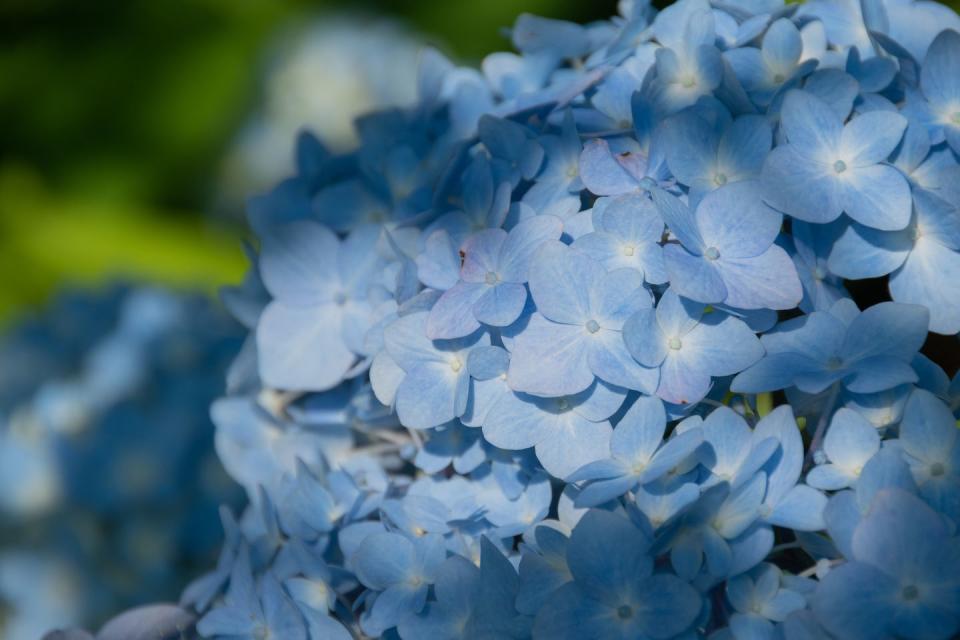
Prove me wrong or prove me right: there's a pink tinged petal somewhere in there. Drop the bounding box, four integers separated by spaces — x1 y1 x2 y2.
257 303 354 392
460 229 508 282
716 245 803 310
507 314 594 397
840 164 912 231
426 282 487 340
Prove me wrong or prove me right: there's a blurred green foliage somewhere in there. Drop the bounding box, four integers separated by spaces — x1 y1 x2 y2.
0 0 620 323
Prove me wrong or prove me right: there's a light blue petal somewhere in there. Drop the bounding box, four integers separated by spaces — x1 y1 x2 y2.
841 301 929 363
761 145 842 224
622 308 668 368
354 532 414 590
498 215 564 282
779 90 842 156
259 221 339 303
762 18 802 75
416 229 460 291
823 408 881 471
852 488 948 577
717 115 772 179
716 246 803 310
766 485 827 531
459 229 507 282
579 138 641 196
696 181 783 259
840 111 907 167
567 509 651 602
611 395 666 464
508 313 593 397
843 356 918 393
828 222 912 279
535 413 614 479
396 362 466 429
652 188 705 251
426 282 487 340
658 350 711 405
473 282 528 327
482 391 552 450
921 29 960 106
890 239 960 334
633 574 701 638
840 164 912 231
588 328 659 393
257 303 354 391
659 111 719 189
603 194 663 244
590 268 651 329
899 389 957 466
641 428 704 483
467 345 510 380
528 241 602 324
663 244 727 304
683 313 764 377
812 562 897 640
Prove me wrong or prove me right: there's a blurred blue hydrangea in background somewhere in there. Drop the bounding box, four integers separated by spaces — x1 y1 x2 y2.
21 0 960 638
216 15 426 217
0 286 243 639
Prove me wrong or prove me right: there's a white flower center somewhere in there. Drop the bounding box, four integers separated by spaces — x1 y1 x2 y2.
668 337 682 350
585 319 601 334
833 160 847 174
704 246 720 261
714 172 728 186
485 271 499 285
622 244 635 257
450 358 463 373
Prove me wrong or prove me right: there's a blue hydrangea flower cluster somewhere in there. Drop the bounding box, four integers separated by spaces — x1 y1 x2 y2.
0 286 242 639
188 1 960 638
